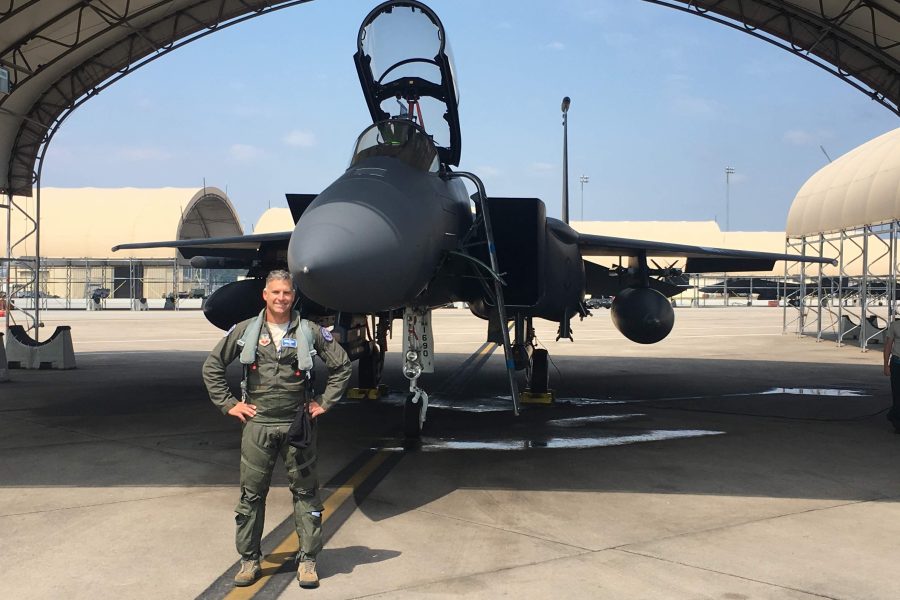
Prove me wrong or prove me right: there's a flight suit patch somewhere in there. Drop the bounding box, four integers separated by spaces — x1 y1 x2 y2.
282 338 298 348
259 332 271 347
321 327 333 342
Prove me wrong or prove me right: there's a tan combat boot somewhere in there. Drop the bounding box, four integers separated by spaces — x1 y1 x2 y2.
234 559 261 587
297 559 319 588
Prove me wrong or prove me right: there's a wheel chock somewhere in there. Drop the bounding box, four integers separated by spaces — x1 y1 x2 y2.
519 390 555 405
348 385 389 400
6 325 75 370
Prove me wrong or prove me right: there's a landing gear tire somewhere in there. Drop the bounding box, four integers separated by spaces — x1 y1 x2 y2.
357 344 384 389
403 393 424 439
528 348 549 394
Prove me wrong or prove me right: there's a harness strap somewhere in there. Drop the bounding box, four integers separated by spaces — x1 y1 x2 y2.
238 312 319 402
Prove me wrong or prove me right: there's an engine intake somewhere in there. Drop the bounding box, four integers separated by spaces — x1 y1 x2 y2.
610 287 674 344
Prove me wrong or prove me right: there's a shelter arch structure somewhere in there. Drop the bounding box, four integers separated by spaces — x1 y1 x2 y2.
784 127 900 350
1 0 899 339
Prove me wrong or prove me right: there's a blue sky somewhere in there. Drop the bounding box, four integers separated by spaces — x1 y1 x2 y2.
43 0 898 232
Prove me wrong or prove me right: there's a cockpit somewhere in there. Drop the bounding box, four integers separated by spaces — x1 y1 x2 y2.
354 1 461 167
350 119 440 173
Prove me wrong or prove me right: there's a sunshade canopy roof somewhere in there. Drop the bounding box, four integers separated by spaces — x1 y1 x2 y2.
786 127 900 236
1 0 898 198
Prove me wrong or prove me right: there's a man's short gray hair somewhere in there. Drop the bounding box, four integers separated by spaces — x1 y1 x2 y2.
265 269 293 287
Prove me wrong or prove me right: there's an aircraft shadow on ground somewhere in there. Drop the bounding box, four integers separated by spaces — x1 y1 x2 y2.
1 351 896 511
317 546 402 578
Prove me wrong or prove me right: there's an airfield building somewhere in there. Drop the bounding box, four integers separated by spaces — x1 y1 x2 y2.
0 186 242 308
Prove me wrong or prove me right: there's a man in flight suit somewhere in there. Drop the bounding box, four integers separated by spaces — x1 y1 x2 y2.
203 269 351 588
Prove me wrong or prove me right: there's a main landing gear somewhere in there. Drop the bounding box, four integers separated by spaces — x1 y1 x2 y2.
513 314 555 405
347 315 389 401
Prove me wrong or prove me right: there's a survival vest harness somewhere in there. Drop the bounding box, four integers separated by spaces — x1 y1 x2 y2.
235 309 317 403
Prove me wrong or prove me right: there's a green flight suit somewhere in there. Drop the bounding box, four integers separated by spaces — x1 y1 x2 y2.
203 311 351 561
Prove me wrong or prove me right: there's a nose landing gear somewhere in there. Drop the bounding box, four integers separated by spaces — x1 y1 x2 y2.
401 307 433 438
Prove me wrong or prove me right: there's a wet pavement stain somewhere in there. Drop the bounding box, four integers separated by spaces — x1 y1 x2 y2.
401 429 724 452
545 414 644 427
760 387 868 397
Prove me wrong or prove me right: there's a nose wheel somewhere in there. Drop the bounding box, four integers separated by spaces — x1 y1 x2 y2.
527 348 549 393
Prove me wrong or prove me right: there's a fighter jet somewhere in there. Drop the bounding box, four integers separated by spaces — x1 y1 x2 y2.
699 278 800 301
114 0 834 436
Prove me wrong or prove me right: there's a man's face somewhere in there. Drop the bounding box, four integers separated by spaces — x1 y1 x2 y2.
262 278 295 319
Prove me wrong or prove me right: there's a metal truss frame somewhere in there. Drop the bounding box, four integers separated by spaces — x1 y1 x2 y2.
3 191 38 334
645 0 900 116
785 220 898 351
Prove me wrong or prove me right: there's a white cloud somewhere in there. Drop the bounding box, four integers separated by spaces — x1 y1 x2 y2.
227 105 266 118
545 41 565 51
118 146 172 161
670 92 718 117
47 145 74 160
229 144 264 161
729 172 750 184
602 32 637 48
664 73 690 85
663 76 717 117
530 162 556 172
283 130 317 148
476 165 501 177
578 4 615 24
783 129 815 146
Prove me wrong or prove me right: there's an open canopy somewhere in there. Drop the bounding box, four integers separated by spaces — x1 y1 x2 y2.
353 0 461 167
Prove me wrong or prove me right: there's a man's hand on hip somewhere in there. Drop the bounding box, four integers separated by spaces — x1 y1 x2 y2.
228 402 257 422
308 400 326 419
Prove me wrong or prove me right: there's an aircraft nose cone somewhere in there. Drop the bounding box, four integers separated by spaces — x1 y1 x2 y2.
288 177 429 313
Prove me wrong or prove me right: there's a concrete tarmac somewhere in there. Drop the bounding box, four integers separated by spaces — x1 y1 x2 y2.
1 307 898 599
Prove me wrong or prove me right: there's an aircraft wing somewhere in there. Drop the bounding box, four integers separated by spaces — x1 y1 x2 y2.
112 231 291 259
577 232 836 272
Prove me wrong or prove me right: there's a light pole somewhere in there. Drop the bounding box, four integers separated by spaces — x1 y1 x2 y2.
725 166 735 231
561 96 571 223
579 175 589 220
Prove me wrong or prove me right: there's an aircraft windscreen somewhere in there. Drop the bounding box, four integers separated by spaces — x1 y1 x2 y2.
350 120 440 173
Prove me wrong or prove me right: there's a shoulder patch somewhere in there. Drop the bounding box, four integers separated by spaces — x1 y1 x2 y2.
321 327 333 342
